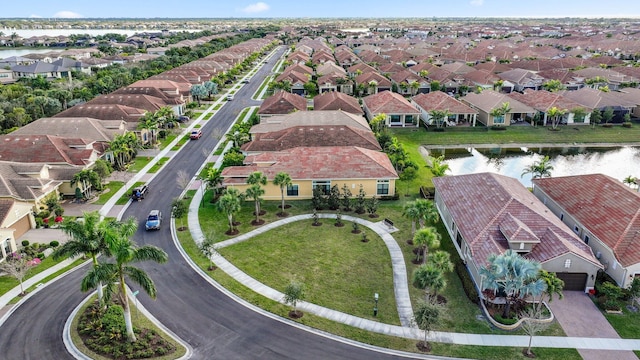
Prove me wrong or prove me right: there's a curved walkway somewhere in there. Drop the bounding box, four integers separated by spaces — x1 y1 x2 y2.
187 184 640 351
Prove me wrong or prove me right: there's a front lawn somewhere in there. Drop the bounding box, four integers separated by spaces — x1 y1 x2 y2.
218 220 400 325
0 255 67 296
127 157 152 173
148 157 169 173
604 305 640 338
93 181 125 205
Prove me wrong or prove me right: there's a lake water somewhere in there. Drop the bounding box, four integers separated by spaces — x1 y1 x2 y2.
0 48 63 59
426 146 640 187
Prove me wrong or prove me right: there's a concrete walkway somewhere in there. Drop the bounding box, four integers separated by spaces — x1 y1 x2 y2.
186 182 640 351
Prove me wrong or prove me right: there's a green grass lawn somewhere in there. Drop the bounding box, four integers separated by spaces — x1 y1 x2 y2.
115 181 145 205
148 157 169 173
93 181 124 205
127 157 152 173
604 305 640 338
171 135 189 151
213 104 222 110
392 124 640 147
158 134 177 150
0 256 67 296
203 112 214 120
218 220 400 325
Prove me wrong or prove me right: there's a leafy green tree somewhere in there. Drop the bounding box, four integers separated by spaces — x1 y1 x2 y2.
355 184 366 214
415 199 439 228
603 106 615 124
81 217 168 342
221 151 245 168
590 109 602 128
327 184 340 210
369 113 387 134
547 106 568 129
537 270 564 312
542 79 564 92
428 109 451 128
283 281 306 316
0 254 31 296
489 102 511 125
311 187 325 210
273 172 292 215
366 195 379 217
571 107 587 124
480 249 547 318
341 184 353 211
427 155 450 177
190 84 207 105
171 198 188 230
414 299 440 351
217 188 242 233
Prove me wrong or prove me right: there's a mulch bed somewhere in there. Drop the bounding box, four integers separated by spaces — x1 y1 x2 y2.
276 212 289 218
351 230 362 234
251 219 265 226
522 348 536 358
312 222 323 227
288 310 304 319
278 204 292 209
225 229 240 236
368 214 380 218
334 223 345 227
253 210 267 216
416 341 431 352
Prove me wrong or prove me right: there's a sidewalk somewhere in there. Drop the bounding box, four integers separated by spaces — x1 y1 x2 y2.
187 182 640 351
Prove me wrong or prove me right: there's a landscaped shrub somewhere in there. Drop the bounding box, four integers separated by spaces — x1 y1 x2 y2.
38 210 50 219
49 240 59 248
36 252 45 260
490 125 507 131
492 313 518 325
455 260 479 304
21 240 29 247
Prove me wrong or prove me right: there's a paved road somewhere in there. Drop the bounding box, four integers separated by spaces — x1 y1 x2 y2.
0 46 426 360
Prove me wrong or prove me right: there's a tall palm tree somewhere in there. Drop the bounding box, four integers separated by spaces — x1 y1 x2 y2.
415 199 439 228
137 111 159 145
245 184 265 224
427 250 454 273
402 201 422 237
427 155 450 177
155 106 175 129
547 106 568 130
217 188 242 233
521 156 554 179
480 249 546 318
413 227 441 264
489 102 511 125
428 109 451 128
273 172 292 215
52 211 111 305
82 217 168 342
413 264 446 297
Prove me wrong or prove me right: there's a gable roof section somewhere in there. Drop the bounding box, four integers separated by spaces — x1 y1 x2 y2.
11 117 125 142
433 172 601 268
462 90 536 114
222 146 397 185
0 135 99 166
87 94 169 113
508 90 586 112
411 91 477 114
258 91 308 115
363 90 420 115
251 110 371 133
0 161 62 201
533 174 640 267
313 92 363 114
55 104 146 124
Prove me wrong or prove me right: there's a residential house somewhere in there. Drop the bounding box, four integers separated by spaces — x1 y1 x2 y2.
355 72 392 96
241 110 379 154
313 92 363 115
615 87 640 118
0 199 36 261
411 91 478 126
532 174 640 288
508 90 590 126
316 62 346 78
257 91 308 119
10 117 127 144
497 68 545 92
559 87 635 123
275 70 309 95
362 91 420 127
0 161 63 214
221 146 398 200
433 172 603 293
0 68 15 84
390 69 429 95
316 73 353 95
11 61 70 80
461 90 536 126
347 62 377 78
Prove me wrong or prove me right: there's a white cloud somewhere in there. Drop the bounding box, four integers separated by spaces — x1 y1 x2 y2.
470 0 484 6
29 14 42 18
53 11 83 18
241 2 270 13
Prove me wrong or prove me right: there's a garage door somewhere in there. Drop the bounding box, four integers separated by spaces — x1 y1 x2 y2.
557 273 588 291
10 215 32 239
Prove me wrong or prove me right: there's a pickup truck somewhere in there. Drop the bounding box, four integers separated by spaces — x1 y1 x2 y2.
131 185 149 201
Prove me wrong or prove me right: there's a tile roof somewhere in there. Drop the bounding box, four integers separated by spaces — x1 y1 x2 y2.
508 90 585 112
11 117 125 142
87 94 169 112
363 90 420 115
433 173 601 269
0 135 100 166
258 91 308 115
411 91 477 114
313 92 363 114
462 90 536 114
251 110 371 133
55 104 146 125
222 146 398 185
533 174 640 267
0 161 63 201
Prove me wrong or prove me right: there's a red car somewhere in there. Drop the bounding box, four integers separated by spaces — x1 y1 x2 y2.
190 129 202 139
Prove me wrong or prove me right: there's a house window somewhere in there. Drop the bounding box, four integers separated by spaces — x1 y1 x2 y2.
389 114 402 124
286 184 299 196
519 242 525 250
573 225 580 234
584 235 590 244
560 213 564 221
493 115 505 124
404 115 416 125
455 231 463 249
312 180 331 195
564 259 571 268
2 238 10 259
377 180 390 195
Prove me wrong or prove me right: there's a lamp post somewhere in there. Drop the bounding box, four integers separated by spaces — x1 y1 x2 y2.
374 293 379 317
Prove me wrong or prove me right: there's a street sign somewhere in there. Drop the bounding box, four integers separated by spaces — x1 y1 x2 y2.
132 290 140 296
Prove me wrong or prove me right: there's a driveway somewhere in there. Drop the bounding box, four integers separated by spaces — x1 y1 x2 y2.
548 291 638 360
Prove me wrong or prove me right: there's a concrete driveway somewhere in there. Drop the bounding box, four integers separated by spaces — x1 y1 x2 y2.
548 291 638 360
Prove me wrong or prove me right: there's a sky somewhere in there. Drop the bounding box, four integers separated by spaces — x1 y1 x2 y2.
2 0 640 19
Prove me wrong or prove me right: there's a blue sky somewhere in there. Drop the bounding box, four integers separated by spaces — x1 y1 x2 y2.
3 0 640 19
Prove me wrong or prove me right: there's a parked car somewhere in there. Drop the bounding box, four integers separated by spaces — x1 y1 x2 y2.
131 185 149 201
190 129 202 139
145 210 162 231
241 79 249 84
178 115 190 122
227 94 234 101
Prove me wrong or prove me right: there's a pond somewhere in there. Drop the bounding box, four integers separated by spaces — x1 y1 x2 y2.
425 146 640 187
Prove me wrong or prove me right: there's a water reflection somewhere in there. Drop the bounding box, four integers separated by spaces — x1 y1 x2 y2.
427 146 640 187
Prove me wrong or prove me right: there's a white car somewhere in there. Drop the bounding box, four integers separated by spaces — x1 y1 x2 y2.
227 94 234 101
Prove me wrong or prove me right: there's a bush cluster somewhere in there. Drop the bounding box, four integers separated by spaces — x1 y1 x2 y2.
455 260 479 304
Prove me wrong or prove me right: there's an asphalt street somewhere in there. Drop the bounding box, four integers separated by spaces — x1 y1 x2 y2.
0 46 423 359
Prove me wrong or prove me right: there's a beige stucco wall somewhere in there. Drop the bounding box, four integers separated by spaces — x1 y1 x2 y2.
226 178 395 201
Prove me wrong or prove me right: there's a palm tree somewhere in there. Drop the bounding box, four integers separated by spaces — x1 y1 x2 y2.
245 184 265 224
427 155 450 177
52 211 111 305
428 109 451 128
190 84 207 105
203 167 224 197
571 107 587 124
542 79 564 92
82 217 168 342
489 102 511 125
410 81 420 95
402 201 422 237
225 131 249 148
137 111 158 144
415 199 439 228
155 106 175 129
413 264 446 296
427 250 454 273
217 188 242 234
273 172 292 215
413 227 441 264
521 155 554 179
480 249 546 318
623 175 638 188
547 106 568 130
537 270 564 312
493 79 504 92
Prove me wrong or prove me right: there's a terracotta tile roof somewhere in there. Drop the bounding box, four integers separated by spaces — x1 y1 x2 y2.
440 62 475 75
533 174 640 267
222 146 398 185
0 199 14 225
508 90 585 112
251 110 371 134
316 62 346 77
411 91 477 114
389 69 423 84
433 173 601 268
355 72 392 87
462 90 536 114
10 117 126 142
0 134 100 166
313 92 363 114
275 70 309 85
258 91 308 115
55 104 146 124
347 62 377 75
559 87 637 110
87 94 168 113
362 91 421 115
0 161 63 201
462 69 500 86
